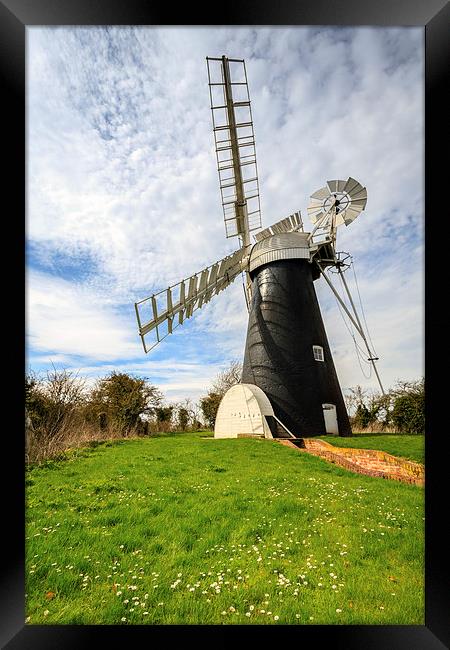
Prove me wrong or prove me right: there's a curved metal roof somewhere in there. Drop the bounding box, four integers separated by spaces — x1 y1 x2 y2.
249 231 310 273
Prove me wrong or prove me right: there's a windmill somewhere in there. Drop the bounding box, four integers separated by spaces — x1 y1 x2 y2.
134 55 383 440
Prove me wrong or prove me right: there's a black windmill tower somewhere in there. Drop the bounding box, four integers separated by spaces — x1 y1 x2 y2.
134 56 384 438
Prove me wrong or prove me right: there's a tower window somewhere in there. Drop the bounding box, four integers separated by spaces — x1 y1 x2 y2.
313 345 324 361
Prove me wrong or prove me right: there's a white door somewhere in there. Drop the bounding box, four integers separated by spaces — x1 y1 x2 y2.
322 403 338 435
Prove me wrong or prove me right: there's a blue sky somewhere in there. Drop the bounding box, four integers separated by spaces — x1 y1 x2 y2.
26 26 424 404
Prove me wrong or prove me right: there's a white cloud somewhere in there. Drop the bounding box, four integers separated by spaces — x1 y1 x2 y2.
26 270 140 361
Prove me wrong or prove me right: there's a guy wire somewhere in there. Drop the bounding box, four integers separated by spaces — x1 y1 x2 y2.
331 269 372 379
351 257 378 358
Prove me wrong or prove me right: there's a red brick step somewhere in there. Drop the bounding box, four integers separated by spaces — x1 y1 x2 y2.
275 438 424 486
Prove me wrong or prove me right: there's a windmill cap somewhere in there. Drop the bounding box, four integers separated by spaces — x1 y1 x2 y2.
249 231 310 274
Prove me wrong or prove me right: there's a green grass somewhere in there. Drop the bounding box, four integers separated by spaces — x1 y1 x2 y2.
26 432 424 625
323 434 424 464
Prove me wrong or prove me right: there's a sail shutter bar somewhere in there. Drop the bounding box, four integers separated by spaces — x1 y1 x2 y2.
135 247 247 352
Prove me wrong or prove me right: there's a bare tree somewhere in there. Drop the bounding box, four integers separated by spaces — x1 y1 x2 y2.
211 360 243 397
172 398 200 430
197 360 243 430
344 385 368 416
25 365 88 462
42 366 87 435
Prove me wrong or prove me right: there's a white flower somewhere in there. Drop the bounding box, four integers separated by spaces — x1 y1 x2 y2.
336 609 342 613
274 615 279 621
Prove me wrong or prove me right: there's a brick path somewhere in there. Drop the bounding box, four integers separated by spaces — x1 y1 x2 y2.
275 438 424 486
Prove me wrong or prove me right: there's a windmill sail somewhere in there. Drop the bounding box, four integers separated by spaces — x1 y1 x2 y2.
206 56 261 245
254 211 303 242
135 247 248 352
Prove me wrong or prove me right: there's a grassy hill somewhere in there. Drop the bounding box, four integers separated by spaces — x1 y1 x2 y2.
25 433 424 625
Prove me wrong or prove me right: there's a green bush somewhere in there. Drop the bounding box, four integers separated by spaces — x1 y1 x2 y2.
154 406 174 432
25 367 170 462
346 378 425 434
177 407 189 431
391 381 425 434
199 392 222 429
352 403 372 429
89 372 162 433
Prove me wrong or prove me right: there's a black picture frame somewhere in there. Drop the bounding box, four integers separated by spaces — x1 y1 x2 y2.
2 0 448 647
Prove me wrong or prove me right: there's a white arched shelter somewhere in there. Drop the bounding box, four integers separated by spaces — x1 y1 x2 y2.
214 383 275 439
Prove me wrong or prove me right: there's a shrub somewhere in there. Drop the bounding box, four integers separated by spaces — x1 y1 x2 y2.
352 403 372 429
154 406 174 432
391 379 425 434
173 399 203 432
346 378 425 434
199 392 222 429
89 372 163 434
25 368 166 463
25 366 88 463
177 407 189 431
